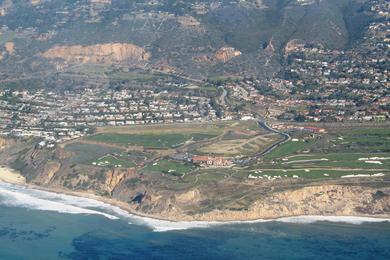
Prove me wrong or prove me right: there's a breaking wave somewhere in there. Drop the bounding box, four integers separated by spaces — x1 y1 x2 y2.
0 181 388 232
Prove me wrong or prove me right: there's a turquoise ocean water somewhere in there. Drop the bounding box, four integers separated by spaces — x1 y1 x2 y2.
0 182 389 260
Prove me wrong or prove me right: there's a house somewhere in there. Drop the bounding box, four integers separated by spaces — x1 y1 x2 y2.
303 126 327 133
192 156 232 167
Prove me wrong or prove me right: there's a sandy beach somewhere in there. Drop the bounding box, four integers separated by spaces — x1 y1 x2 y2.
0 166 26 184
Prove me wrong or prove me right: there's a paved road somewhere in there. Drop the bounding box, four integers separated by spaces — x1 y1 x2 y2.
240 120 290 165
256 120 290 157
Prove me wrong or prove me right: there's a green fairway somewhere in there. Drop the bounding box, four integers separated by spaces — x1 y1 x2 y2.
254 127 390 180
85 133 217 148
287 153 390 161
65 143 124 164
248 169 388 180
280 153 390 169
143 160 196 177
92 155 136 168
265 140 314 159
331 128 390 153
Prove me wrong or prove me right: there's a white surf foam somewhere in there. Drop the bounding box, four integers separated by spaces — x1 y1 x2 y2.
136 216 390 232
275 215 390 225
0 182 118 220
0 181 389 232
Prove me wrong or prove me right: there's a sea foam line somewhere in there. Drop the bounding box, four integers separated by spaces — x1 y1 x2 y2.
0 183 118 220
0 181 389 232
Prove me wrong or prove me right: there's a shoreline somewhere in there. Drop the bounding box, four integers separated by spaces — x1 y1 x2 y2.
0 165 389 226
0 165 26 184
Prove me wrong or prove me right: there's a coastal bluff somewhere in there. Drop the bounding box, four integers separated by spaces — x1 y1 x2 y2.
0 141 389 222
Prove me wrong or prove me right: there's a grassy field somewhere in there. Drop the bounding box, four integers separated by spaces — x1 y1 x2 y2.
92 155 136 168
67 64 110 75
246 169 388 180
65 143 124 164
87 121 267 151
265 128 390 161
279 153 390 167
330 128 390 153
86 132 217 148
97 120 260 135
198 133 280 156
109 71 157 82
286 153 390 161
143 160 196 177
246 127 390 180
265 140 315 159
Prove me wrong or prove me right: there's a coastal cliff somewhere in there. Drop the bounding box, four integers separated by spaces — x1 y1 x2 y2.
190 185 390 221
0 142 389 222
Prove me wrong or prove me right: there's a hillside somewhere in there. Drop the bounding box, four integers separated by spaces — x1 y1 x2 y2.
0 0 375 88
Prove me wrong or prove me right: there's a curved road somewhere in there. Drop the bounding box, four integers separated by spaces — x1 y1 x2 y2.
240 120 290 165
257 120 290 157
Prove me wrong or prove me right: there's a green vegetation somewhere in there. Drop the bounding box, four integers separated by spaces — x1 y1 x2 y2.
67 64 109 75
248 128 390 180
207 76 242 85
125 178 142 187
10 157 27 171
265 140 314 159
197 133 280 156
86 132 217 148
65 143 123 164
287 153 388 161
194 169 230 184
143 160 196 177
331 128 390 153
92 155 136 168
248 169 387 180
109 71 157 82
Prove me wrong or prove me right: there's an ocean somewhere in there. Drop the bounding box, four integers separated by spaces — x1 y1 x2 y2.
0 182 389 260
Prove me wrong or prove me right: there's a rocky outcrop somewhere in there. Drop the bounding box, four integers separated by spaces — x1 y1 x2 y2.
0 0 12 16
105 168 133 195
2 141 389 222
31 0 41 5
41 43 150 65
175 189 201 204
265 39 275 53
214 47 242 63
192 185 390 221
4 41 15 55
0 138 7 149
195 47 242 64
284 39 306 54
177 16 202 29
34 161 61 185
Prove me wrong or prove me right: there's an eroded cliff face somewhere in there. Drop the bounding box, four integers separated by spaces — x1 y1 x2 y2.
105 168 135 195
189 185 390 221
194 47 242 64
2 142 389 222
214 47 242 63
102 181 389 221
284 39 306 54
0 138 7 149
41 43 150 65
